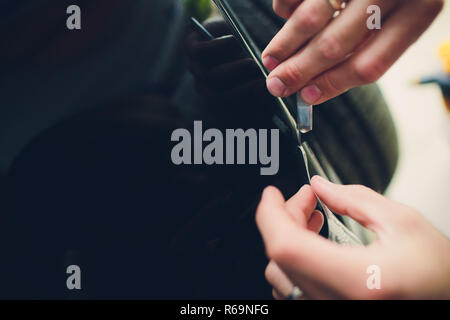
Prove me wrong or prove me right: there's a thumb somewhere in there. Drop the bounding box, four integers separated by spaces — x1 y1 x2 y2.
256 186 292 248
308 210 324 234
256 186 360 289
310 176 396 233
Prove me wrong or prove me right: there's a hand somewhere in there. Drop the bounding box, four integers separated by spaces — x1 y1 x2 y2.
256 176 450 299
261 184 325 300
262 0 444 104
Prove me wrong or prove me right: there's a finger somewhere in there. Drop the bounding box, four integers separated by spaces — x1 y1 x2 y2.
266 190 324 299
265 261 296 298
263 0 335 71
256 186 359 275
300 0 444 104
256 187 368 297
284 185 317 226
272 288 286 300
256 186 291 245
267 262 316 300
308 210 324 233
266 0 396 98
273 0 303 19
268 259 341 300
310 176 397 232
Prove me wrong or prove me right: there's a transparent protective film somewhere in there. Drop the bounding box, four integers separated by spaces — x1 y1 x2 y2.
300 143 363 246
212 0 363 246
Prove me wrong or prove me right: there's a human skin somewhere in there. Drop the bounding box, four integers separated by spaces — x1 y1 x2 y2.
262 0 444 104
256 176 450 299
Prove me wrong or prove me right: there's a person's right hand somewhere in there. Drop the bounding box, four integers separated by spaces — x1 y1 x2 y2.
257 176 450 299
262 0 444 104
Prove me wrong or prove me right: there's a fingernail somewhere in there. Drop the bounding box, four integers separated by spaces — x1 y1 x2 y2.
262 55 279 71
311 176 337 197
301 85 322 104
267 77 286 97
262 186 275 197
311 175 330 185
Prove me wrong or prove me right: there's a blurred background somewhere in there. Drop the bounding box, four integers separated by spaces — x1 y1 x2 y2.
379 1 450 238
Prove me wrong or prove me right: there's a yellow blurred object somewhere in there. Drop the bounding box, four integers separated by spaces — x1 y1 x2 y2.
416 40 450 114
438 39 450 74
445 96 450 111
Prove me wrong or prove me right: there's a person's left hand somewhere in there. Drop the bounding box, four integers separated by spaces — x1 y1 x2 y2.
260 185 325 299
257 176 450 300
